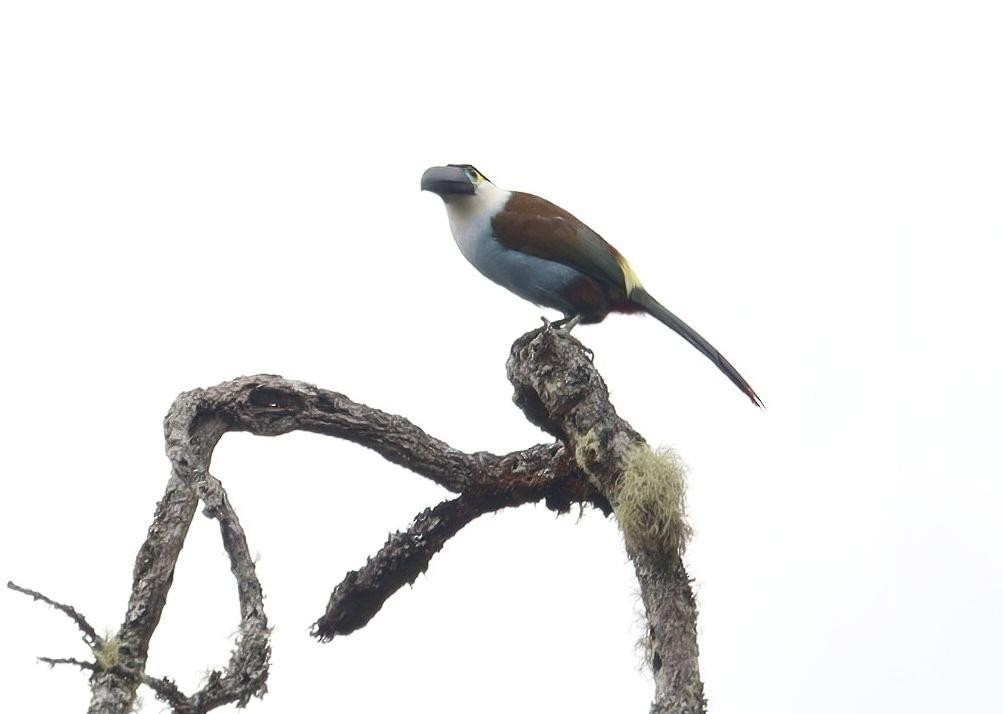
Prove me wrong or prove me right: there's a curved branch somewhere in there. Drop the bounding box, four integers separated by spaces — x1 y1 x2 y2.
13 327 702 714
72 371 600 712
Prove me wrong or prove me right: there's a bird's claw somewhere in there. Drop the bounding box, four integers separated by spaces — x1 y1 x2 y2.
546 315 581 333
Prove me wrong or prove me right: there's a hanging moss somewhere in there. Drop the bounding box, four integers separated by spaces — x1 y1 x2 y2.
613 445 691 559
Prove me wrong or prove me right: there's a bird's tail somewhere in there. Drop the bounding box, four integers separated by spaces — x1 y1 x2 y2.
629 288 764 408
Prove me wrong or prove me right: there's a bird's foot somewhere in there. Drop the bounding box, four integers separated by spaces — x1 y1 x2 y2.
540 315 592 359
550 315 581 333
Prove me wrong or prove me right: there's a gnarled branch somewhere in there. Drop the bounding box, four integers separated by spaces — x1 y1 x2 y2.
11 326 704 713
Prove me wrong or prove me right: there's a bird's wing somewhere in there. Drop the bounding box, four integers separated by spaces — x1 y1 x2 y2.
491 191 641 297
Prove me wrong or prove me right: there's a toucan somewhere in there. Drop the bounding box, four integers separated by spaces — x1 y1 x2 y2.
421 164 763 408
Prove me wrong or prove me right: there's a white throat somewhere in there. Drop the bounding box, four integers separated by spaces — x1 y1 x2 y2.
443 182 511 258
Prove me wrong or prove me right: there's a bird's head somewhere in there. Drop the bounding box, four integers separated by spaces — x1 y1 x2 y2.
420 164 491 200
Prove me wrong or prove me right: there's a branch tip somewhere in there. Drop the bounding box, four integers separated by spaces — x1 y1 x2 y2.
8 581 100 648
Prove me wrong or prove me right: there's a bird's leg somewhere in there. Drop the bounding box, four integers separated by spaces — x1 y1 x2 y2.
552 314 581 333
541 315 593 359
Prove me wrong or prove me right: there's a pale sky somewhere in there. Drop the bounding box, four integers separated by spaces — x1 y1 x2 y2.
2 2 1001 712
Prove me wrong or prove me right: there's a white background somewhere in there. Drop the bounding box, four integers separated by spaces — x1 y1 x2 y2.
2 2 1001 712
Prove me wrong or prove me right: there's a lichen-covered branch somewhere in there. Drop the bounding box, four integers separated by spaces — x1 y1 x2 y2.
508 328 705 713
6 582 191 710
12 326 704 714
36 656 190 710
313 494 487 640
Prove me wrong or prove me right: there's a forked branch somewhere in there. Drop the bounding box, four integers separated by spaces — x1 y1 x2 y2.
11 326 704 714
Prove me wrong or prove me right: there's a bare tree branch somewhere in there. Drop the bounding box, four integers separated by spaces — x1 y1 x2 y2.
7 581 100 649
12 326 705 713
507 327 706 713
313 493 487 640
37 656 190 710
184 471 269 712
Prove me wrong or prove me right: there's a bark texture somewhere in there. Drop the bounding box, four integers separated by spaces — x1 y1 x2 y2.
11 325 705 714
508 328 705 713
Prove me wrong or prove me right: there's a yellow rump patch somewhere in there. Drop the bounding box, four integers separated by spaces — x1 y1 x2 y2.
616 254 643 296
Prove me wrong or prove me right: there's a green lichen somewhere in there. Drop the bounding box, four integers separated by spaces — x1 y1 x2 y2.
573 427 602 471
614 445 692 558
635 619 656 672
94 634 120 671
